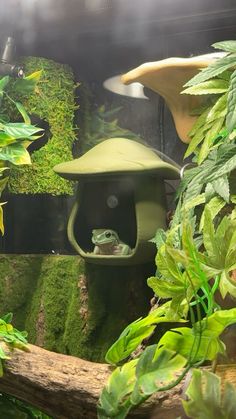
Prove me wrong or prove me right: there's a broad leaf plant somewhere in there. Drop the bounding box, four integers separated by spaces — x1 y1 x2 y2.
0 70 43 371
98 40 236 418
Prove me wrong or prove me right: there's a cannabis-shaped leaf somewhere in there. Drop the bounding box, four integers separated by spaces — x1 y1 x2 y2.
202 208 236 298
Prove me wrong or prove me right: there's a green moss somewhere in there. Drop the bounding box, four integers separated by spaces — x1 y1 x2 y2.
0 255 42 330
25 255 83 353
0 254 152 361
64 263 152 362
7 57 78 195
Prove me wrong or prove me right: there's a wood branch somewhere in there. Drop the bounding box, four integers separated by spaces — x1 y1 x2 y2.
0 343 235 419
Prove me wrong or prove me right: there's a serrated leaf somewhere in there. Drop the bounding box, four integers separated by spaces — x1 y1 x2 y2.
205 182 215 202
184 55 236 87
182 193 205 212
206 93 227 123
182 79 228 95
212 175 230 202
198 117 225 164
212 40 236 53
204 144 236 183
226 69 236 133
199 196 225 231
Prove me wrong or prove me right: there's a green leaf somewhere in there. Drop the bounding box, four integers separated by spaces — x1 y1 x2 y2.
0 344 10 360
130 347 186 405
0 76 9 95
2 313 13 323
105 301 184 365
0 132 18 147
183 369 236 419
184 55 236 87
226 69 236 133
15 102 31 125
3 123 43 139
182 193 205 212
199 196 225 231
157 310 232 363
97 359 137 419
212 175 230 202
198 117 225 164
150 228 166 249
182 79 228 95
212 40 236 53
0 143 31 165
206 93 227 124
204 144 236 183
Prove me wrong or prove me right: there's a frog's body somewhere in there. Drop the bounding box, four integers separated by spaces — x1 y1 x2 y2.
92 229 132 255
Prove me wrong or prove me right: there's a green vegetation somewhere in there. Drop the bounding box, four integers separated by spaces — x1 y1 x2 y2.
0 392 51 418
98 40 236 418
6 57 78 195
182 369 236 419
0 71 44 232
0 255 151 362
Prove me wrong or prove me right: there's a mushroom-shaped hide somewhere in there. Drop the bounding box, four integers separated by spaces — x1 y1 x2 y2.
54 138 179 265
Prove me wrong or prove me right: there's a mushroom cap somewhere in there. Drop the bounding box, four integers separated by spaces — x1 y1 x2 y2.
122 53 224 143
54 138 180 180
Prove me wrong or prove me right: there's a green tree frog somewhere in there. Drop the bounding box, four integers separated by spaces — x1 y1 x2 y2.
91 229 131 255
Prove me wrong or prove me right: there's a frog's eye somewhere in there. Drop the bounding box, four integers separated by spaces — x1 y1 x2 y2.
105 231 112 238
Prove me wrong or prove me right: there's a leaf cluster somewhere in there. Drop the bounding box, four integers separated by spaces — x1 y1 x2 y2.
0 71 43 233
98 39 236 419
0 313 28 376
182 369 236 419
182 40 236 163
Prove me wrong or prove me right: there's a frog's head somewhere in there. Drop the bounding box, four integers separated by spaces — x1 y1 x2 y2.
92 229 119 246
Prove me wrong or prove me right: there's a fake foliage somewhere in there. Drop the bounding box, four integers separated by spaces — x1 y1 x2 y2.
0 313 28 376
182 369 236 419
0 69 52 418
0 70 44 233
98 40 236 418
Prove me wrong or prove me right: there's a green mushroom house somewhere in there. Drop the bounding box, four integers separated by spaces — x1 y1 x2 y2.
54 138 180 265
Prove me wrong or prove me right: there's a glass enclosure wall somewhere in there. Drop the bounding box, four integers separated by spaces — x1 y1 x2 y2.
0 0 236 254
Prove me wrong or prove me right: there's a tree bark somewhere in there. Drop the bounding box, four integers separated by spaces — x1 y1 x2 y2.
0 343 235 419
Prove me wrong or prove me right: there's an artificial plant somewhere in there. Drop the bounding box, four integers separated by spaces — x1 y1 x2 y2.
0 69 52 418
98 40 236 418
0 70 39 352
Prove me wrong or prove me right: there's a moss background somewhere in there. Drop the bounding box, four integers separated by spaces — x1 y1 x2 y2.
7 57 78 195
0 254 152 362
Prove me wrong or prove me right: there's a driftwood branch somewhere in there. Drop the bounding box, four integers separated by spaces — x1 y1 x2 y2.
0 343 235 419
